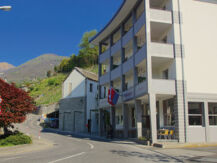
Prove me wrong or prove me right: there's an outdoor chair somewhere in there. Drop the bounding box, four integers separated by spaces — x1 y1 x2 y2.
159 129 169 139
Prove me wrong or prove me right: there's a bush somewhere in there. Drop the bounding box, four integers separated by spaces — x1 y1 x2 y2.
47 79 55 86
0 132 32 146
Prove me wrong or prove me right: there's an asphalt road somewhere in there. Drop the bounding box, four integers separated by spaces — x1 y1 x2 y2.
0 114 184 163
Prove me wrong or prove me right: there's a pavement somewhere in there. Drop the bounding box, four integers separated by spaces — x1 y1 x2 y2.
0 114 217 162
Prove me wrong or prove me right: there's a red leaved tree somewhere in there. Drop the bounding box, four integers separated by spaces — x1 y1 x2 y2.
0 79 36 133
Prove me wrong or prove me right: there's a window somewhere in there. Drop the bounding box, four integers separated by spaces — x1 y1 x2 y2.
104 87 106 98
89 83 93 92
163 69 169 79
136 0 144 20
188 102 203 126
208 103 217 126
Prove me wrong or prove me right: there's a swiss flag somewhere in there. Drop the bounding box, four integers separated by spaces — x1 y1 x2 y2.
108 88 119 106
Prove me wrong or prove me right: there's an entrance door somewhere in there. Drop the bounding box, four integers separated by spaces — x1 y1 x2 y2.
63 112 72 131
74 111 84 133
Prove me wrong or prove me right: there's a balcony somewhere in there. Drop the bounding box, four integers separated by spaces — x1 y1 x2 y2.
134 12 145 34
111 40 121 56
123 56 134 74
135 44 147 65
99 98 109 108
111 66 121 81
151 79 176 95
99 49 110 64
150 43 174 58
123 87 134 101
135 81 147 98
150 9 172 24
122 28 133 47
99 72 110 85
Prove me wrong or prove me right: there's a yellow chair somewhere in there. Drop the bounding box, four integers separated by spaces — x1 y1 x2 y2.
169 130 175 139
159 129 169 139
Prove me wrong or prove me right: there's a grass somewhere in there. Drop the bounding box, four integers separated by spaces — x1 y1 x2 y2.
0 132 32 147
29 73 67 106
27 66 98 106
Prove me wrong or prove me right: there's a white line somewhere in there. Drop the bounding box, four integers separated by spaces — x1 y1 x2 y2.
87 142 94 149
2 156 23 161
48 152 85 163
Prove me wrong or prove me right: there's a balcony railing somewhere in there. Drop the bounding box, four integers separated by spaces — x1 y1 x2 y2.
150 9 172 24
99 72 109 85
152 79 176 95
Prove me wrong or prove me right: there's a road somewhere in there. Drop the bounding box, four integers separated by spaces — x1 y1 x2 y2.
0 114 183 163
0 114 215 163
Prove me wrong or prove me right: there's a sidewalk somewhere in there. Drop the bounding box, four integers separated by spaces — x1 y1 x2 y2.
0 137 53 157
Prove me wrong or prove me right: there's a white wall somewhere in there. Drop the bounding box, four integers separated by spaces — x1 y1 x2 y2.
181 0 217 94
86 79 98 126
63 70 85 98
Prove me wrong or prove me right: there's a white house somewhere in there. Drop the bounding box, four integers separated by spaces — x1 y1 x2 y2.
59 67 101 134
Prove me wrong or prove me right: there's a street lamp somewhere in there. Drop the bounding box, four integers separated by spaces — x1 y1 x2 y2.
0 6 12 11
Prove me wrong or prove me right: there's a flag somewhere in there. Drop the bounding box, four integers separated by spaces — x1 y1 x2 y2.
108 88 119 106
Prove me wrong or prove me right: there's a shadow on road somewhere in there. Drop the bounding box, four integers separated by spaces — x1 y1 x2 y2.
110 150 183 162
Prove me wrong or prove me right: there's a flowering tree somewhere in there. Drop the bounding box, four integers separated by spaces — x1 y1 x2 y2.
0 79 36 133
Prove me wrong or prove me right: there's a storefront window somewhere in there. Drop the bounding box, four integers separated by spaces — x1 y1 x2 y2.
188 102 203 126
208 103 217 126
115 107 123 128
163 99 175 126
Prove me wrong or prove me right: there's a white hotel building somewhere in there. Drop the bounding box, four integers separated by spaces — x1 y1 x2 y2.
90 0 217 143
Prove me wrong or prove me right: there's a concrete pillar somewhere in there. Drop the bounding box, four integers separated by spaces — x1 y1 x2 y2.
98 109 103 136
149 94 157 144
204 101 210 142
135 100 143 138
110 106 116 137
159 100 164 128
123 104 129 138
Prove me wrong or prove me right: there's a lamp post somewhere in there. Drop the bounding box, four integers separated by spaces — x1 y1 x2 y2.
0 6 12 11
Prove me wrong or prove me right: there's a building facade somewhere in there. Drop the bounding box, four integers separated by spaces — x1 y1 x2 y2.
59 67 100 134
90 0 217 143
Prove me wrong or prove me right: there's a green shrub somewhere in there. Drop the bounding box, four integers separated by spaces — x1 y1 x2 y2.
47 79 55 86
138 136 147 141
0 133 32 146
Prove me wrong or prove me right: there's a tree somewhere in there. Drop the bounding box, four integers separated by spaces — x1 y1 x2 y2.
55 30 99 73
0 79 36 134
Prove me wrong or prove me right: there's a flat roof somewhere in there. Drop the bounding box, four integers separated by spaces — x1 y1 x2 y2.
90 0 137 45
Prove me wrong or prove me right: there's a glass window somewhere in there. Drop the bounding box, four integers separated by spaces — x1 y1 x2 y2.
124 15 133 34
208 103 217 126
89 83 93 92
188 102 203 126
136 0 144 20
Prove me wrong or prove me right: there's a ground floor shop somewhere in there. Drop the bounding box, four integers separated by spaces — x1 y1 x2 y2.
98 94 217 144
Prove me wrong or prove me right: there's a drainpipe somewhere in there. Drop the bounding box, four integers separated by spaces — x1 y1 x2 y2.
178 0 187 142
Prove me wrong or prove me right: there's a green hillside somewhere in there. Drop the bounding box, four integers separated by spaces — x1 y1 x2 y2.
29 73 67 106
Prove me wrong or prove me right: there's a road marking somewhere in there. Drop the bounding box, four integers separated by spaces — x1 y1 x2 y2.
87 142 94 149
48 152 85 163
2 156 23 161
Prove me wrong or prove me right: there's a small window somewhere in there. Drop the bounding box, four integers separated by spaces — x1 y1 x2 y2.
104 87 106 98
208 103 217 126
188 102 203 126
163 69 169 79
89 83 93 92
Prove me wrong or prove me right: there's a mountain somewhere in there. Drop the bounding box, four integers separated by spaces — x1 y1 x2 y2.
0 62 15 72
5 54 67 82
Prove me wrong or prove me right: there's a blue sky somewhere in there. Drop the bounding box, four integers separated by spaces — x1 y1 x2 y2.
0 0 122 66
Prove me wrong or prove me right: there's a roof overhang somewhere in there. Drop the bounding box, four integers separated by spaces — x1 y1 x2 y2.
90 0 138 45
